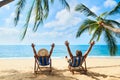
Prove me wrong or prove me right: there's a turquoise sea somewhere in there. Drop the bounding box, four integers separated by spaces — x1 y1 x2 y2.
0 45 120 58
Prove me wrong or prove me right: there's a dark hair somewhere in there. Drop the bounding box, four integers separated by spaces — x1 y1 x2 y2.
76 50 82 57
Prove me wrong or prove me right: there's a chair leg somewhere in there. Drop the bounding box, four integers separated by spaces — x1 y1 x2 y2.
68 65 74 74
34 59 37 74
34 58 41 74
50 59 52 72
84 60 87 72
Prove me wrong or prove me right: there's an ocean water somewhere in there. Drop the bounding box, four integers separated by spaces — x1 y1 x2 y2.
0 45 120 58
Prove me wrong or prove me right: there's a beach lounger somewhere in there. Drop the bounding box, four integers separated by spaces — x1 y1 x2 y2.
34 54 52 73
65 41 95 74
31 43 54 74
67 56 87 74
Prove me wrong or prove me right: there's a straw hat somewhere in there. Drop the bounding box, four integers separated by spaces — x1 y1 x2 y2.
38 48 49 56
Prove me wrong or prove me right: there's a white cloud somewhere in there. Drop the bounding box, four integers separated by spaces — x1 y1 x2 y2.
104 0 117 8
90 6 100 13
4 5 10 10
0 27 20 45
0 23 73 45
44 9 81 31
4 12 15 26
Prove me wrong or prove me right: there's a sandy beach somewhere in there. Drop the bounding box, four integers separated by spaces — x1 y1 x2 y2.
0 57 120 80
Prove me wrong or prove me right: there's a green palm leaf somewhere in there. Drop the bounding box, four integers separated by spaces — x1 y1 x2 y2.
14 0 70 39
21 0 35 40
104 30 117 56
89 23 99 35
104 19 120 28
108 2 120 15
43 0 49 19
33 0 43 32
76 25 89 38
14 0 26 26
99 12 109 19
76 19 96 37
50 0 54 3
59 0 70 11
75 3 97 18
90 26 103 42
75 3 119 56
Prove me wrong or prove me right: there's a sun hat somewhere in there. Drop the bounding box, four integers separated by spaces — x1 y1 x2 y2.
38 48 49 56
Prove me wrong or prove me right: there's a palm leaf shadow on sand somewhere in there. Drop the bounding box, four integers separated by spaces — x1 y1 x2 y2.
88 65 120 69
0 65 120 80
84 70 120 80
85 65 120 80
0 68 78 80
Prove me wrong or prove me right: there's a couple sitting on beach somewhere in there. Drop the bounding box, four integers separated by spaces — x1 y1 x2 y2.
32 41 95 61
31 41 95 74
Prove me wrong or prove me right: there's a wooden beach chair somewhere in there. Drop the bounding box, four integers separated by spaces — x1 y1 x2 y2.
65 41 95 74
67 55 87 74
31 44 53 74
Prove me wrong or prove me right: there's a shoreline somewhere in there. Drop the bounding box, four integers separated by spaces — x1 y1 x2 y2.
0 56 120 59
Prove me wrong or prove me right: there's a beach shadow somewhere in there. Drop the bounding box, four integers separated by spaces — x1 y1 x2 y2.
85 71 107 80
0 68 78 80
1 67 120 80
34 68 79 80
88 65 120 69
83 70 120 80
85 65 120 80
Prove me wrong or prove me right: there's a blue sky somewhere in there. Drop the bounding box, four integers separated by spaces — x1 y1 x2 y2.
0 0 120 45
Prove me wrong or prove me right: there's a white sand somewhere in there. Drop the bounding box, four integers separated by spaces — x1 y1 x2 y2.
0 57 120 80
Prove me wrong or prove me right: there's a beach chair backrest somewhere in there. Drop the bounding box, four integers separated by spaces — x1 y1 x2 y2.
71 56 82 67
38 56 50 66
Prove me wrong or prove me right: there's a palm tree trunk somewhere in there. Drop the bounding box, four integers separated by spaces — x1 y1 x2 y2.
102 23 120 33
0 0 14 7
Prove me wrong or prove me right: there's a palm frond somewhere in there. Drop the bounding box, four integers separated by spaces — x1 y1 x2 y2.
99 12 108 19
75 3 97 18
108 2 120 15
59 0 70 11
21 0 35 40
104 19 120 28
33 18 43 32
90 26 103 42
50 0 54 3
96 27 103 41
104 30 117 56
33 0 43 32
76 25 89 38
76 19 97 37
33 0 40 31
89 23 98 34
89 27 99 42
14 0 26 26
43 0 49 19
103 19 120 38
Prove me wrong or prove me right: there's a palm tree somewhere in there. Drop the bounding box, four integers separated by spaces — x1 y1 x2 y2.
75 3 120 56
14 0 70 39
101 2 120 33
0 0 14 7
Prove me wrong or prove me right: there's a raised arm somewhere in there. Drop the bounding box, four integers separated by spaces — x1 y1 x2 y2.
49 43 55 58
31 43 38 58
65 41 73 59
83 41 95 59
